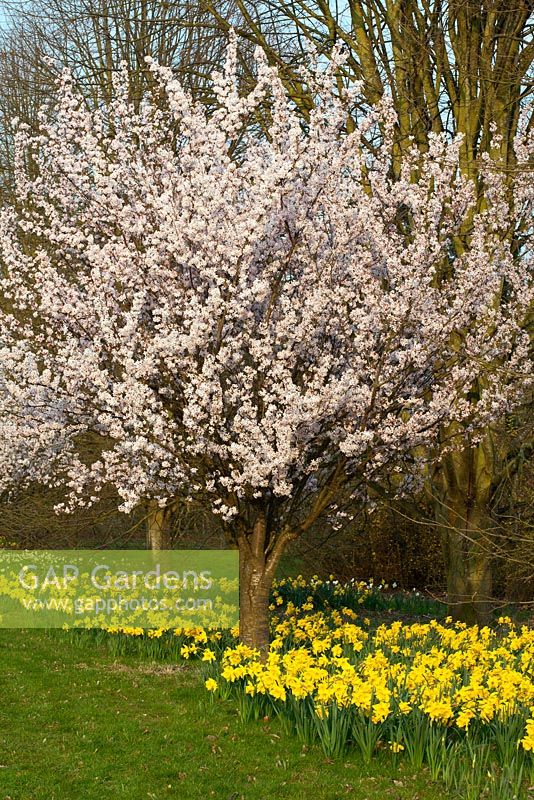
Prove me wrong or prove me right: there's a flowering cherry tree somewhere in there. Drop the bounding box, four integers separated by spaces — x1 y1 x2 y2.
0 37 532 649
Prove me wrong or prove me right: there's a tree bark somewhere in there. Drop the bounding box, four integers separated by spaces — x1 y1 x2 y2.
146 499 174 550
434 437 495 625
238 514 292 654
239 544 272 653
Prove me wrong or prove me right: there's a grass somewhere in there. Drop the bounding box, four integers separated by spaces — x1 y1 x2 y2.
0 629 447 800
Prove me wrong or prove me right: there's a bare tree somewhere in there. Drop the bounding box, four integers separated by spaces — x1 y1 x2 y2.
0 0 245 196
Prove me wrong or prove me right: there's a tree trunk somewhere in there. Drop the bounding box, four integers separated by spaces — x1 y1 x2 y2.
239 545 272 653
238 515 292 654
434 437 495 625
146 499 174 550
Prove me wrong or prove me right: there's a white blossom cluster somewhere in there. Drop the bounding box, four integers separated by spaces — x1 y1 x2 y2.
0 36 532 525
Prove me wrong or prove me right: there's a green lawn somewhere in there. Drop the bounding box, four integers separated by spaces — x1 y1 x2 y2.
0 630 445 800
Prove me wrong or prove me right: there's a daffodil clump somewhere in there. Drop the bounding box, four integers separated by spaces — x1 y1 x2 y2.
60 573 534 797
0 553 239 631
270 575 378 610
70 621 239 661
269 574 431 614
205 597 534 798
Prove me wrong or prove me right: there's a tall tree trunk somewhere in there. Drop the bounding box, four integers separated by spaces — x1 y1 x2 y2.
434 436 495 625
146 499 174 550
